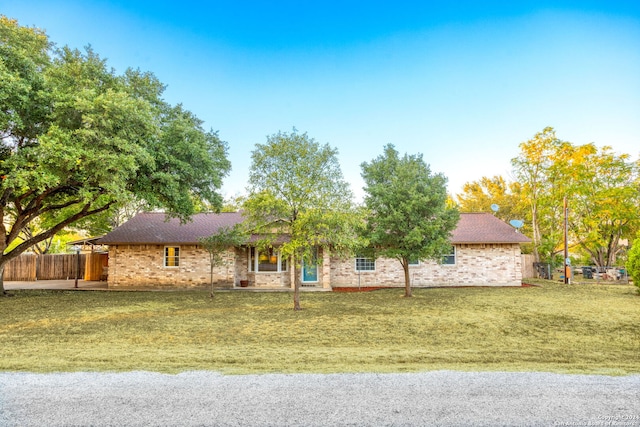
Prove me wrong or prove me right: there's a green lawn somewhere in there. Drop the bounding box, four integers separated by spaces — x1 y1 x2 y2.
1 282 638 375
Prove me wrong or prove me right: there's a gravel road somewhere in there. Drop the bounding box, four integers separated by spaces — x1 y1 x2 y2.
1 371 639 426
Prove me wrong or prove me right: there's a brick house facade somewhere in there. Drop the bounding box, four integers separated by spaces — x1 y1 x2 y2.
107 244 245 288
98 212 530 289
330 243 524 288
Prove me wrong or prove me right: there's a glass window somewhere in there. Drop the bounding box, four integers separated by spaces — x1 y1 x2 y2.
355 256 375 272
164 246 180 267
249 247 256 272
442 246 456 265
249 247 288 272
258 247 278 272
408 259 420 266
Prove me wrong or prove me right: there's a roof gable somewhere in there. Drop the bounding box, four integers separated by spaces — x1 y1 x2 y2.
98 211 530 245
97 212 244 245
451 213 531 244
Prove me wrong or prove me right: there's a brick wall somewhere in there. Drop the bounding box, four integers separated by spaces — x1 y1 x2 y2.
108 244 239 288
235 247 249 286
107 243 523 289
330 244 523 287
243 248 330 288
246 271 291 287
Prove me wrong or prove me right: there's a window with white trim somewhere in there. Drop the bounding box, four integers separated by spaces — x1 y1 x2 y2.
164 246 180 267
249 247 288 272
355 256 375 272
408 259 420 266
442 246 456 265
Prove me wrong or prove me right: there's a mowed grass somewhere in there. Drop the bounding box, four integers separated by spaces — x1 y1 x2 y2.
1 282 638 374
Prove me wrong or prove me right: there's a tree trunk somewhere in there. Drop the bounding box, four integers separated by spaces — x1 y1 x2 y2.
591 247 606 269
0 263 7 296
210 264 215 298
402 259 412 297
606 234 620 268
531 203 541 263
293 262 302 311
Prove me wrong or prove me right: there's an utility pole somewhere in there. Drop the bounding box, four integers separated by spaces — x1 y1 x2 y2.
563 196 570 284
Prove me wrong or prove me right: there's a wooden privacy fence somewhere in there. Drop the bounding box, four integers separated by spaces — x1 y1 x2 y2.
84 253 108 281
521 254 535 279
4 253 88 281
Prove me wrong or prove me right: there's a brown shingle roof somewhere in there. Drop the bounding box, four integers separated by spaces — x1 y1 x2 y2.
452 213 531 244
98 211 531 245
97 212 245 245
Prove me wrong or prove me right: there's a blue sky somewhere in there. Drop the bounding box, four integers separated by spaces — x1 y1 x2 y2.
3 1 639 200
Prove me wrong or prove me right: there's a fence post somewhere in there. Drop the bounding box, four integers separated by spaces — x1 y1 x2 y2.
72 246 81 288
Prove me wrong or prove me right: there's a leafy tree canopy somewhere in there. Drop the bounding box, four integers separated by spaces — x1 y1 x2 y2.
455 176 532 254
199 225 248 297
244 129 363 310
510 127 564 264
559 143 639 267
511 127 639 267
0 16 230 293
456 176 524 222
626 234 640 293
361 144 459 297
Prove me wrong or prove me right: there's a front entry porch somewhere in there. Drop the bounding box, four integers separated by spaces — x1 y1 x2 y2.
239 247 331 290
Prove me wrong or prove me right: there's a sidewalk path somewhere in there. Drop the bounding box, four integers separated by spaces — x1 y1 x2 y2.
4 279 107 290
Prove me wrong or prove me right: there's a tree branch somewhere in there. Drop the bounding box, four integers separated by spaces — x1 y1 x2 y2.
22 184 79 214
2 200 113 264
6 196 87 245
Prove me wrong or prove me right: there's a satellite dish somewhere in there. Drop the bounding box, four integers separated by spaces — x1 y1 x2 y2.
490 204 499 213
509 219 524 230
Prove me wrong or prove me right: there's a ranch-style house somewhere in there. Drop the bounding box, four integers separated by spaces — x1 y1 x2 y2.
97 212 531 289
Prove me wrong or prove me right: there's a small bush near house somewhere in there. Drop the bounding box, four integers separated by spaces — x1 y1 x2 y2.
626 236 640 292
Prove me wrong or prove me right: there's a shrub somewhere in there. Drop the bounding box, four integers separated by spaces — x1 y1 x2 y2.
626 236 640 292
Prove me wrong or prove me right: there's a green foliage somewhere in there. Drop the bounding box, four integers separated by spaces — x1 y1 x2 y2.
510 127 639 267
199 225 248 296
455 175 534 254
132 104 230 217
456 176 527 227
511 127 564 263
12 218 85 254
0 16 230 292
361 144 460 296
626 236 640 292
0 16 50 144
221 194 247 212
244 129 363 309
74 198 151 237
199 226 248 267
561 144 639 267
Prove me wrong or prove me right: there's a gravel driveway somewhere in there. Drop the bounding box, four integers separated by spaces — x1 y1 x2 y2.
1 371 639 426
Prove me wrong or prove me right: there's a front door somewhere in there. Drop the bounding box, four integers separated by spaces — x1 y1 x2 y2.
302 248 318 283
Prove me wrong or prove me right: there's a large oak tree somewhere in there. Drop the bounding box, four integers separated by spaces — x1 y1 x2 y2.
0 17 230 294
